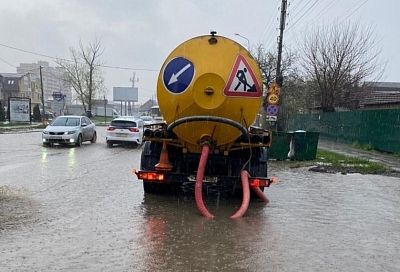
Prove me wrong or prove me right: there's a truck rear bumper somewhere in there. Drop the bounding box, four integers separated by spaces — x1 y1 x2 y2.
134 170 273 188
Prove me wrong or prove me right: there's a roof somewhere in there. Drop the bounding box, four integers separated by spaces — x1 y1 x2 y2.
362 90 400 105
0 73 24 78
112 116 139 120
139 99 157 112
365 81 400 89
56 115 84 118
357 81 400 106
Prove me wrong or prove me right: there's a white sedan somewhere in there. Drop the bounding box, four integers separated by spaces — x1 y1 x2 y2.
42 115 97 147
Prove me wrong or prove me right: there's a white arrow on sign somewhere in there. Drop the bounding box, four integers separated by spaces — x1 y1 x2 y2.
168 63 192 85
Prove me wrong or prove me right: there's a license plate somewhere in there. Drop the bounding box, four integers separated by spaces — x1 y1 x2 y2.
188 175 218 183
51 136 62 139
116 133 128 137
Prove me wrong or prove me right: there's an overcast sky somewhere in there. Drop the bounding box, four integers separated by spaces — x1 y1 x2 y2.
0 0 398 103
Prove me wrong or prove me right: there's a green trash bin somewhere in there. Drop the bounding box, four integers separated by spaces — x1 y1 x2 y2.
292 131 319 160
268 131 292 160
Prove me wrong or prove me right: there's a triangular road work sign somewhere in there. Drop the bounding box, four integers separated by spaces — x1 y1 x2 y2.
224 55 261 97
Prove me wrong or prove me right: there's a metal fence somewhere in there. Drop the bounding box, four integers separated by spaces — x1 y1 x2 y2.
287 109 400 153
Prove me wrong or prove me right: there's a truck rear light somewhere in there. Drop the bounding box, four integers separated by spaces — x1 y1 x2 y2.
134 170 165 182
107 126 115 131
128 127 139 132
249 178 271 188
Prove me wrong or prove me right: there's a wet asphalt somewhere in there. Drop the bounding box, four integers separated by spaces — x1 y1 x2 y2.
1 128 399 271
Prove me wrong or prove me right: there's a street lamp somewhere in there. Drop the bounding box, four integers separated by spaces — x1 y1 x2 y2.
234 33 250 50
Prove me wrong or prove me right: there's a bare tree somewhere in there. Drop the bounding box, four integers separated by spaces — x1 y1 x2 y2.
253 44 310 129
57 39 105 114
301 22 383 112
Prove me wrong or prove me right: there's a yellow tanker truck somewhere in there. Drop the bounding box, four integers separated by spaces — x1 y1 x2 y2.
134 32 276 218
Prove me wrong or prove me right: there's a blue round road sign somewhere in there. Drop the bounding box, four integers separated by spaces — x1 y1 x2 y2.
266 104 279 116
163 57 195 94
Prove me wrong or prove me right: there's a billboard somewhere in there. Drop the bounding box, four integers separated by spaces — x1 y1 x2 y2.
113 87 138 102
8 97 31 122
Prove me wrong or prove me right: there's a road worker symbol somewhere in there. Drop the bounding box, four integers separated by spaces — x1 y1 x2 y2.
234 68 257 92
224 55 261 97
268 82 280 95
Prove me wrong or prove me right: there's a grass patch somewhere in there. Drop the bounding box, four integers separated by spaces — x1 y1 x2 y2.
91 116 114 126
0 122 31 127
316 149 387 174
352 141 374 151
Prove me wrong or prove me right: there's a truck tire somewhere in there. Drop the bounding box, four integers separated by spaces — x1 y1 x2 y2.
249 147 268 178
141 141 168 194
249 147 268 196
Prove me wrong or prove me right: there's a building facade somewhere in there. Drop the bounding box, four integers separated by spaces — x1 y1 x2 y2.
16 61 72 105
0 73 42 108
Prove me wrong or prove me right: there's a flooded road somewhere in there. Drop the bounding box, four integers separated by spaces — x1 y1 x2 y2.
1 128 399 271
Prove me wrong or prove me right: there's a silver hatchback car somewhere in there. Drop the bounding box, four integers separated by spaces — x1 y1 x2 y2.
42 115 97 147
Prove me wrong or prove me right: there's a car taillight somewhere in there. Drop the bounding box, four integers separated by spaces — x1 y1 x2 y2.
107 126 115 131
128 127 139 132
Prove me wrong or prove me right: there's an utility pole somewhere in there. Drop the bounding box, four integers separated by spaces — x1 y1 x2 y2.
130 72 138 116
39 66 45 123
104 95 106 124
276 0 287 86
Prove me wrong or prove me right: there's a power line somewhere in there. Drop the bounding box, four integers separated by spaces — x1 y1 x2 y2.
286 0 319 32
344 0 368 20
0 55 16 68
0 42 159 72
259 0 281 44
313 0 338 19
289 0 314 21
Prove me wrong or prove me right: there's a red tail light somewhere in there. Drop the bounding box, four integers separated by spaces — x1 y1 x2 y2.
128 127 139 132
136 171 165 181
107 126 115 131
249 178 271 188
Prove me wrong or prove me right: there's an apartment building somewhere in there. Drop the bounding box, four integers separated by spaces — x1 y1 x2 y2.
16 61 72 105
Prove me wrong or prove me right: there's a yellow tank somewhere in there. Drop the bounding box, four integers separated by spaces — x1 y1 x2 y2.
157 34 263 151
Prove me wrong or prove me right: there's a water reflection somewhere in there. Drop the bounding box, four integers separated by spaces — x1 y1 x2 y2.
40 148 48 164
68 148 75 168
139 194 273 271
136 170 400 271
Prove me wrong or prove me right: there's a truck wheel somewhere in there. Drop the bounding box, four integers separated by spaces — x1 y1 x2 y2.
249 147 268 177
143 181 169 194
249 147 267 196
140 141 169 194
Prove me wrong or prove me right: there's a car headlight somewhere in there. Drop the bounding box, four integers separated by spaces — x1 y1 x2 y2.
42 131 49 134
66 130 77 135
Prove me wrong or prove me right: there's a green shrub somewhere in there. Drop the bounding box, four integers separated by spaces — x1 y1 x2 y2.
32 104 41 122
0 101 5 122
352 141 374 151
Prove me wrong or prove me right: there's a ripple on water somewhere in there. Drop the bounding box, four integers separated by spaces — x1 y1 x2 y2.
0 186 40 231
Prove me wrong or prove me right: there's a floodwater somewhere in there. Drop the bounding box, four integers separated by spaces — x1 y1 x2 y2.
1 128 399 271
